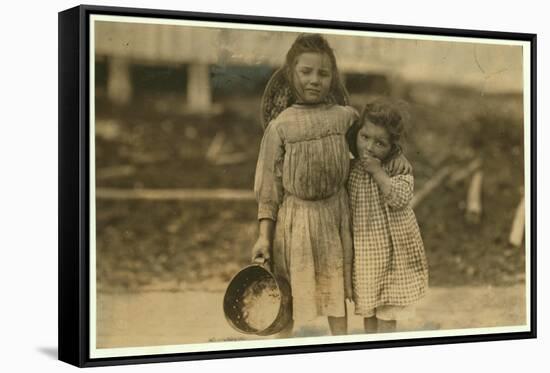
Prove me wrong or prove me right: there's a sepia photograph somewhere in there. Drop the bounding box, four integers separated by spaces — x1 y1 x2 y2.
60 7 533 363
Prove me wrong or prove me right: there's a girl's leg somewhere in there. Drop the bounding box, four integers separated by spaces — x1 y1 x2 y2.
363 317 378 333
276 319 294 339
328 316 348 335
377 319 397 333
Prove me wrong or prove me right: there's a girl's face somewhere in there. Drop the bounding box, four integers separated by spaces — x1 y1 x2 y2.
356 121 392 161
292 52 333 104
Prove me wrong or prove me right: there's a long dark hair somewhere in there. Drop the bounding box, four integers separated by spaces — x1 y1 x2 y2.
283 33 347 104
260 34 350 128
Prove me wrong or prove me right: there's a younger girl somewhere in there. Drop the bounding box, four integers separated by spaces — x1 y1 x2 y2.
251 34 410 337
347 99 428 333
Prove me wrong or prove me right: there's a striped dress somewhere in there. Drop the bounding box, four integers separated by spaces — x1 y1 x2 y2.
254 103 357 323
347 160 428 318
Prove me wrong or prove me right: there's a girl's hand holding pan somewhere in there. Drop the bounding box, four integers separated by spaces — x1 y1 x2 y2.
251 237 271 264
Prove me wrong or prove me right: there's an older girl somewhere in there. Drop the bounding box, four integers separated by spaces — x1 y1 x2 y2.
252 34 409 337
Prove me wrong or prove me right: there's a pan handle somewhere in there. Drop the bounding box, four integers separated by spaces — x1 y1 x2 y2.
253 256 272 271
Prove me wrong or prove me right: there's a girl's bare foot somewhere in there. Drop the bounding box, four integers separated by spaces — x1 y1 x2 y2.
328 316 348 335
378 319 397 333
363 317 378 333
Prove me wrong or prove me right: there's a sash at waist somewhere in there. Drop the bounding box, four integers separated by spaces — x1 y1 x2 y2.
283 186 346 204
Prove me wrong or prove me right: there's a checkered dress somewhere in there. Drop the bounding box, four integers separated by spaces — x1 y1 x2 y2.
347 160 428 316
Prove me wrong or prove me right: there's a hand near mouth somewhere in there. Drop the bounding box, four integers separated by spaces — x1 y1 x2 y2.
361 154 383 174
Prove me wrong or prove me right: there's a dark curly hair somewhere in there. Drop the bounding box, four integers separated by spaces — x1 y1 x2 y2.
346 98 409 161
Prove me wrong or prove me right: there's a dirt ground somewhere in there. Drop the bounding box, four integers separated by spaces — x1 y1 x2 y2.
96 284 527 348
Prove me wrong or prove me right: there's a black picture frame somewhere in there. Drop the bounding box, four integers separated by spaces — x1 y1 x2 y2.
59 4 536 368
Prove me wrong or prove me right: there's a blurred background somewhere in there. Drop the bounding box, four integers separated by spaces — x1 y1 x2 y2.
92 20 526 347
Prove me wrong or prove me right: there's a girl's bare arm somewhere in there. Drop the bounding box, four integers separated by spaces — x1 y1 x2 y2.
251 218 275 263
370 168 392 196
